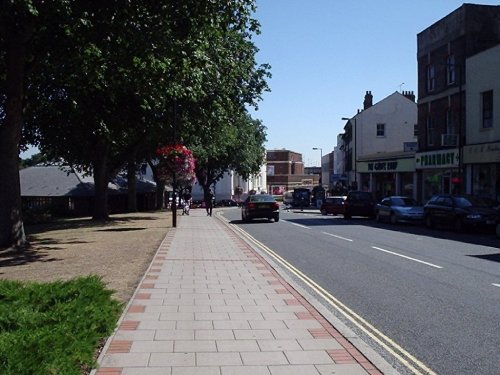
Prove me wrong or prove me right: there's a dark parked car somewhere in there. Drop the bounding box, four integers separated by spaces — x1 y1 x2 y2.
423 194 498 232
241 194 280 222
320 196 346 216
375 196 423 224
343 191 376 219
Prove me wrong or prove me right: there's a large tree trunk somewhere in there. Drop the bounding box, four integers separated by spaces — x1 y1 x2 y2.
127 158 137 212
92 155 110 220
0 31 28 249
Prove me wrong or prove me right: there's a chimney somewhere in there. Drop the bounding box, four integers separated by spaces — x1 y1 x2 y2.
402 90 415 102
363 91 373 110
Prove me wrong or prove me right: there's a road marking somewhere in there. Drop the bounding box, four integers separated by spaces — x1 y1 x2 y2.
321 231 353 242
281 220 310 229
227 222 437 375
371 246 443 269
493 283 500 288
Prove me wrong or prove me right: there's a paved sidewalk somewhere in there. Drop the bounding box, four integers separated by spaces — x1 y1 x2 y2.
92 209 383 375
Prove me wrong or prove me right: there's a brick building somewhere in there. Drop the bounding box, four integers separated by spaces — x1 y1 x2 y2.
266 149 319 195
416 4 500 201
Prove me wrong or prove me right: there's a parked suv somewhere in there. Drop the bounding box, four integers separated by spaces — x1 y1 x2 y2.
343 191 376 219
423 194 498 232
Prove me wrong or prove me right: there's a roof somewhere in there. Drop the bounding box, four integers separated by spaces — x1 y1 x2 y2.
20 164 157 197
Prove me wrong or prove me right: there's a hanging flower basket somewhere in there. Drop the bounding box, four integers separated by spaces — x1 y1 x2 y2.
156 144 196 184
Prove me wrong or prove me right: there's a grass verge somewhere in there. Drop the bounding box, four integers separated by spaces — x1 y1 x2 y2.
0 275 122 375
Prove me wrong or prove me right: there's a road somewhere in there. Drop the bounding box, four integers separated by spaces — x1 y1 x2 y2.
220 206 500 375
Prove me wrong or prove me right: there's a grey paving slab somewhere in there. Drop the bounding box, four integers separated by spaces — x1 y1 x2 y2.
100 353 150 367
149 352 195 367
240 351 289 365
216 339 259 352
315 364 370 375
196 352 243 366
92 210 380 375
284 351 333 365
122 368 171 375
220 366 271 375
269 365 320 375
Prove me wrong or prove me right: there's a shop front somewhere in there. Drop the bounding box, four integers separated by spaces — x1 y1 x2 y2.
415 149 461 202
357 154 416 201
463 142 500 203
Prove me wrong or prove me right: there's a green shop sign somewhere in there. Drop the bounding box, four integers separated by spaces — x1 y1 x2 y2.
415 149 459 169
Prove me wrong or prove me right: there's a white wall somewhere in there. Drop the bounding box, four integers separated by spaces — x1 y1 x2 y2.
190 165 267 202
355 92 417 158
466 44 500 144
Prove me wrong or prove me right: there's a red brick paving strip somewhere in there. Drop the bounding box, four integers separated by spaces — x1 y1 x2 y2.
128 305 145 313
119 321 139 330
134 293 151 300
140 283 155 289
108 340 132 353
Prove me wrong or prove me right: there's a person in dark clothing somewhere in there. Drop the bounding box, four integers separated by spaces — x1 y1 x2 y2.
204 189 214 216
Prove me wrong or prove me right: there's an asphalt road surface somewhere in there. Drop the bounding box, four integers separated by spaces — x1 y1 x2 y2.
220 206 500 375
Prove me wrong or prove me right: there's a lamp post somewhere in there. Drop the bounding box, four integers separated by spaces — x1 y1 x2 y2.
342 117 357 190
312 147 322 186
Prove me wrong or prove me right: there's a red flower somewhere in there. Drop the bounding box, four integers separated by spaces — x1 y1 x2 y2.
156 144 196 184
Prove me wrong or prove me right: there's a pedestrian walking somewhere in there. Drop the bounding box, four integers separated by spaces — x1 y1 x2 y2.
182 191 192 215
204 189 214 216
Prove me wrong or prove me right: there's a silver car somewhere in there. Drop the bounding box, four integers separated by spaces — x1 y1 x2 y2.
375 196 423 224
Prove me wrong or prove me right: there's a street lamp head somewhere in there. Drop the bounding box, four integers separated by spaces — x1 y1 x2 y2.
312 147 321 151
341 117 350 121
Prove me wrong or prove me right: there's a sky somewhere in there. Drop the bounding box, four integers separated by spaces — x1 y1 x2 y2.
250 0 500 167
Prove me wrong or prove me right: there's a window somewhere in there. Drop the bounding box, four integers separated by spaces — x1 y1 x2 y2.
445 109 455 134
426 64 435 92
482 90 493 129
446 55 456 85
376 123 385 137
414 124 418 136
426 116 434 146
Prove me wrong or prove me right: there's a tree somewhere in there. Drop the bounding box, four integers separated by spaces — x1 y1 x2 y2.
192 113 267 199
1 0 269 248
0 1 76 248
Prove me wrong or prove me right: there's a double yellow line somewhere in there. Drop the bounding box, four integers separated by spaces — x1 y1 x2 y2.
226 218 437 375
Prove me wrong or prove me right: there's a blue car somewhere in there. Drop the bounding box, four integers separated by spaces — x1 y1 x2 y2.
375 196 423 224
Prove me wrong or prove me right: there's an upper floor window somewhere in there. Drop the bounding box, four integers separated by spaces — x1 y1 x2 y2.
426 116 434 146
482 90 493 129
446 55 456 85
445 109 456 134
426 64 435 92
376 123 385 137
414 123 418 137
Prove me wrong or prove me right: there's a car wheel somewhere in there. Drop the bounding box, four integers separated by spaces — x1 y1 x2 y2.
321 209 327 216
390 212 397 225
344 213 351 220
274 216 279 222
496 222 500 239
375 212 381 222
454 217 463 233
425 215 433 228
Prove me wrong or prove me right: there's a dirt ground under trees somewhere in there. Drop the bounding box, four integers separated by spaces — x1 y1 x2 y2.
0 211 172 303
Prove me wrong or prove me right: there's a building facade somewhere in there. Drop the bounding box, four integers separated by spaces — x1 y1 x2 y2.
416 4 500 201
341 91 418 199
463 44 500 201
266 149 319 194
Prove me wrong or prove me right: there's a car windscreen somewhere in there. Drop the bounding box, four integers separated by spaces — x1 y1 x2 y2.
392 197 417 206
454 196 490 208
